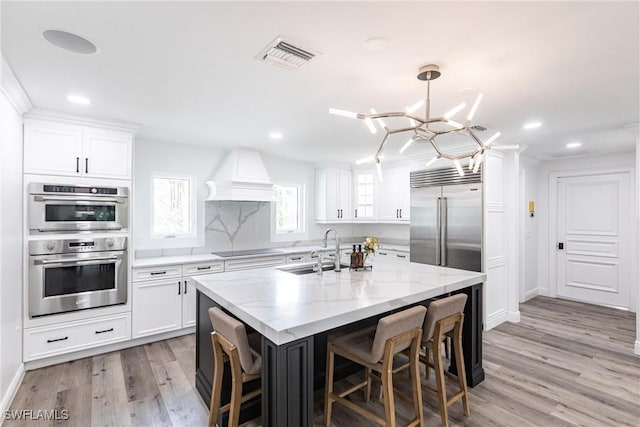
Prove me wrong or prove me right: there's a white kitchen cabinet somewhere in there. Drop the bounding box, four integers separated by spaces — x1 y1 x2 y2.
132 278 183 338
23 118 133 180
315 168 352 222
376 249 410 262
132 260 224 338
224 255 286 271
82 130 132 179
378 166 410 222
353 170 377 221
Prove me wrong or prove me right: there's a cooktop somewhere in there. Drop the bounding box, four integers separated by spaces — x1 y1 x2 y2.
211 248 284 257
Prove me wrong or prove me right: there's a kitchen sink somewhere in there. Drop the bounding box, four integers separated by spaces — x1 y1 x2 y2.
278 263 349 275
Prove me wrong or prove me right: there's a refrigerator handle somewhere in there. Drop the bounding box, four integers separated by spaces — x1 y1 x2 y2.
441 197 448 266
436 197 442 265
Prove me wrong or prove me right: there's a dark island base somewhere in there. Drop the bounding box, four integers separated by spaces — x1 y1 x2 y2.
196 283 484 427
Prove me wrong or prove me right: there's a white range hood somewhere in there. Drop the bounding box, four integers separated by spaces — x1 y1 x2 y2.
206 149 274 202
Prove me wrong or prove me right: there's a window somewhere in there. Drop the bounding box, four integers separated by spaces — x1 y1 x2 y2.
152 175 195 237
356 173 374 218
274 185 302 233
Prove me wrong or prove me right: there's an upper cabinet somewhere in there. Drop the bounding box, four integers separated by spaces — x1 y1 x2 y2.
315 168 352 222
24 118 133 180
378 166 410 222
315 166 410 223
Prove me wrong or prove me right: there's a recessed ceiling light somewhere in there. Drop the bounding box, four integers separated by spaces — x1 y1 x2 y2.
269 132 283 140
362 37 388 52
42 30 97 54
523 121 542 130
67 94 91 105
566 142 582 148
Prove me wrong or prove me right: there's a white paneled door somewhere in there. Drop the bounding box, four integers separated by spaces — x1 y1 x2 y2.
556 173 631 308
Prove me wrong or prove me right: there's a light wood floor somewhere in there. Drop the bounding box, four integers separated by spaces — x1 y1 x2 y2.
5 297 639 427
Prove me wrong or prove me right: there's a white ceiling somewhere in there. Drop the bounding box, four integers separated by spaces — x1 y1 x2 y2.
2 1 639 163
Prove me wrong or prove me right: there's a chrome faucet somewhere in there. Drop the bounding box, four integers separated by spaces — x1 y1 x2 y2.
321 227 341 272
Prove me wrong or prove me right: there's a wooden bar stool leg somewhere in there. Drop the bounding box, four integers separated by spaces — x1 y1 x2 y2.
453 325 470 416
209 339 224 427
424 346 430 380
228 356 243 427
381 358 397 427
364 367 372 402
410 343 424 427
324 345 335 427
432 336 449 427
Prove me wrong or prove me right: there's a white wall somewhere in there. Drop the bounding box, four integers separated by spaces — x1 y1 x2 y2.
0 75 25 412
536 152 636 305
520 155 541 300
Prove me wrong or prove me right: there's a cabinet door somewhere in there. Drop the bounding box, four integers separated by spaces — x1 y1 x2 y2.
24 124 83 176
378 167 404 221
181 279 197 328
83 130 132 179
132 279 182 338
338 169 352 220
354 171 376 221
398 168 411 221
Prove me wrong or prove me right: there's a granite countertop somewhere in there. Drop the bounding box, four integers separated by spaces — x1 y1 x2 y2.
192 259 485 345
132 242 410 268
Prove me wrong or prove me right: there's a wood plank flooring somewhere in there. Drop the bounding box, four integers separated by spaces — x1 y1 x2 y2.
5 297 639 426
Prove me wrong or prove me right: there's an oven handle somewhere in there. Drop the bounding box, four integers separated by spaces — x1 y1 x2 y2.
33 195 126 203
35 256 120 265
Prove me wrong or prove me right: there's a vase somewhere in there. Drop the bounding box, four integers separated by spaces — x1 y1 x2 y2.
364 252 374 268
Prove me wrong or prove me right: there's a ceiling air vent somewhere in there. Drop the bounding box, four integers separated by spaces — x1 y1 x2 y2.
257 37 318 71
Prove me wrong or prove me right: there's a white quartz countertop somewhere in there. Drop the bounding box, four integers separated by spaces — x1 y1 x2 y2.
192 259 485 345
133 243 409 267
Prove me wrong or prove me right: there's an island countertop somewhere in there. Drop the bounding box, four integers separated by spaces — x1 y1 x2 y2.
192 259 486 345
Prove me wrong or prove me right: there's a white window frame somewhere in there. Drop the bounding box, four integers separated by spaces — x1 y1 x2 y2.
150 173 197 241
271 183 307 242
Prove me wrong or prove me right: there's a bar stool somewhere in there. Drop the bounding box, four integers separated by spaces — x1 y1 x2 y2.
324 305 427 427
208 307 262 427
419 294 469 427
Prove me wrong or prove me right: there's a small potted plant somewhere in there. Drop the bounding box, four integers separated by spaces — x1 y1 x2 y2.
363 236 380 267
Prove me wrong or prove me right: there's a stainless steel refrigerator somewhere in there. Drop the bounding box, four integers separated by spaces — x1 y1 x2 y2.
410 167 483 272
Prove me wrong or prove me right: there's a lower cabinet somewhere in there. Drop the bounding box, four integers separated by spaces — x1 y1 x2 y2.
132 261 223 338
24 313 131 361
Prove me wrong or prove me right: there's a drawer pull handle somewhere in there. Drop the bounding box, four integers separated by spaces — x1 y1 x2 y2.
396 254 407 258
197 266 211 270
47 336 68 343
290 256 302 261
379 252 388 256
95 328 114 335
150 271 167 276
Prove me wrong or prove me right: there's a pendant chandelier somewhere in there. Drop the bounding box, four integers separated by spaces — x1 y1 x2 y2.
330 64 501 180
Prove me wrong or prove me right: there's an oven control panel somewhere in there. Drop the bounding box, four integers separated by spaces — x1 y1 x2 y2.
29 237 127 255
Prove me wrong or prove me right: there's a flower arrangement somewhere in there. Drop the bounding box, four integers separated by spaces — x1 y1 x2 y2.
363 236 380 255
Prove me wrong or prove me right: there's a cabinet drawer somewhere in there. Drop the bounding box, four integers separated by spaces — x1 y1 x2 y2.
225 255 286 271
286 253 308 264
133 265 182 282
377 250 410 262
24 313 131 361
183 261 224 276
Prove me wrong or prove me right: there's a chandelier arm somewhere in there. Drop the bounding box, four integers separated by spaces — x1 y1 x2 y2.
425 79 431 123
388 126 420 134
432 127 469 136
467 129 485 148
365 112 426 124
429 138 443 156
374 133 390 158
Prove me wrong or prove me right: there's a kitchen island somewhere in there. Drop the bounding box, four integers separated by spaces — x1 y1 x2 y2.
193 259 486 427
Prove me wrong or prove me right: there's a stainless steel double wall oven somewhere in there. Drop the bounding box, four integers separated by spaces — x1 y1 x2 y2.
28 183 129 317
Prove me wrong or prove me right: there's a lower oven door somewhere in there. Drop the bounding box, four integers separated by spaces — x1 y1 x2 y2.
29 251 127 317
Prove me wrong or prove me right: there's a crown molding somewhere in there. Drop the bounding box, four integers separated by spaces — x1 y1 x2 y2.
1 55 33 114
25 108 139 133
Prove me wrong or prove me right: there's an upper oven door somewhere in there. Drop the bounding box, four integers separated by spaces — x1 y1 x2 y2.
29 194 128 233
29 251 127 317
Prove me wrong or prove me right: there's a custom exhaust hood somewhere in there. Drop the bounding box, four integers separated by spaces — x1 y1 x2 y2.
205 149 274 202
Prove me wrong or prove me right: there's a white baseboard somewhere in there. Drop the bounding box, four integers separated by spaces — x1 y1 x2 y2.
635 340 640 355
507 310 521 323
523 288 538 301
0 363 25 422
25 327 194 371
537 287 549 296
485 310 507 331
